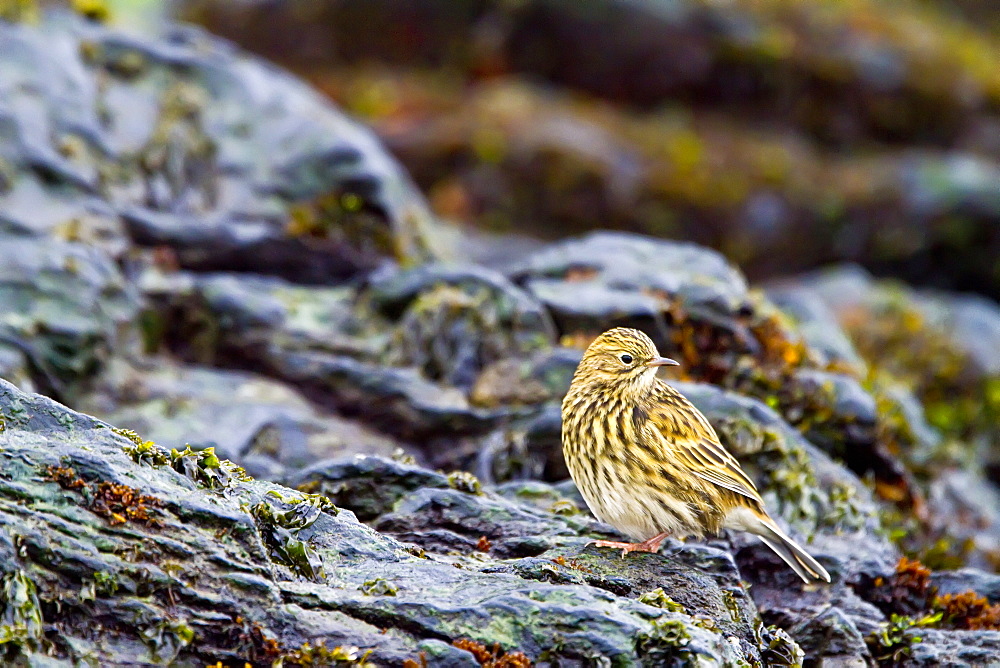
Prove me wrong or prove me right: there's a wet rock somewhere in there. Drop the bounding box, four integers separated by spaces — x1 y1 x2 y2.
469 346 580 409
905 628 1000 666
767 286 867 373
141 267 556 471
184 1 1000 299
933 569 1000 604
76 359 412 480
0 14 445 285
288 455 450 522
777 264 1000 567
0 236 139 400
270 351 510 443
366 263 557 390
926 470 1000 572
509 231 751 336
141 270 383 364
309 453 792 664
0 378 786 666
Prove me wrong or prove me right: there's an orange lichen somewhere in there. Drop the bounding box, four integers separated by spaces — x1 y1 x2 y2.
452 639 532 668
402 653 428 668
45 465 87 490
475 536 492 552
91 482 162 526
866 557 936 616
551 555 594 574
933 591 1000 631
232 616 282 662
44 465 163 527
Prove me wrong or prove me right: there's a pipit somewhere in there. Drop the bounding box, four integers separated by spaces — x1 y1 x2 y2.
562 327 830 583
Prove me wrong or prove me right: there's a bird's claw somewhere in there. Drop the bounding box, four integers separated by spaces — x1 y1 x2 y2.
587 534 670 557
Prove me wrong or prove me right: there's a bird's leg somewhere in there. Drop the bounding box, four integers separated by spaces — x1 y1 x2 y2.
589 532 671 558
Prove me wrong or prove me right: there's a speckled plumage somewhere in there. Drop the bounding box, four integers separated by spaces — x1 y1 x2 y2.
562 327 830 583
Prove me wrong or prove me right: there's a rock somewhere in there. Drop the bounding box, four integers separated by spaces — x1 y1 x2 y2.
766 286 867 373
933 569 1000 604
185 0 1000 302
288 455 450 522
365 263 557 390
76 359 413 480
0 377 794 666
926 470 1000 572
905 628 1000 666
288 452 798 664
509 231 752 332
0 236 139 400
283 406 900 666
0 14 446 286
775 264 1000 567
141 270 384 365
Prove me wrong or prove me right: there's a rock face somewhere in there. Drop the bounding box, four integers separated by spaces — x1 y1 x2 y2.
0 378 795 666
0 11 444 287
185 0 1000 301
2 9 1000 668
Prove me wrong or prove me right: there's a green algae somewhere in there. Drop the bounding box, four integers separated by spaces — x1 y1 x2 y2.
250 491 337 581
0 571 43 651
635 616 692 662
360 578 399 596
638 588 685 614
447 470 482 495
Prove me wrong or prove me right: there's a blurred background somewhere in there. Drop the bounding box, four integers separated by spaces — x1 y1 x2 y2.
167 0 1000 296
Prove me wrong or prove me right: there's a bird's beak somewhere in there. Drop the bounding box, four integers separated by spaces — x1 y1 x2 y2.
645 356 680 368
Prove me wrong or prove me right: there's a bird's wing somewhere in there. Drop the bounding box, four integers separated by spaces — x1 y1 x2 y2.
647 400 764 504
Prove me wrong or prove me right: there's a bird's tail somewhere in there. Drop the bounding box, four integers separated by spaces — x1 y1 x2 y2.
753 517 831 584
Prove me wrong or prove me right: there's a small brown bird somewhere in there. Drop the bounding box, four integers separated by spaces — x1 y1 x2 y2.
562 327 830 583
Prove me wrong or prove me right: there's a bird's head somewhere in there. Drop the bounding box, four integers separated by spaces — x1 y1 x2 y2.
572 327 678 394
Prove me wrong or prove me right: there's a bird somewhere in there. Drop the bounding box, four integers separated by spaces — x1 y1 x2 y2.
561 327 830 583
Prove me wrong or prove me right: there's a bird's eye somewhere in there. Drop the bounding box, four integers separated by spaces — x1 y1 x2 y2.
620 353 633 365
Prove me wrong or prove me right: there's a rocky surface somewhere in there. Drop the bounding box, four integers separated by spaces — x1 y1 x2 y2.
184 0 1000 300
0 378 800 666
1 8 1000 667
0 10 445 286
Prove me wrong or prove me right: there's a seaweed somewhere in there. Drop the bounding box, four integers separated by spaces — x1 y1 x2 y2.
452 638 532 668
861 557 935 617
279 640 375 667
637 588 685 613
44 464 162 527
359 578 398 596
635 616 692 663
91 481 162 526
249 491 336 581
932 591 1000 631
44 465 86 490
447 471 482 495
0 571 43 652
868 612 942 666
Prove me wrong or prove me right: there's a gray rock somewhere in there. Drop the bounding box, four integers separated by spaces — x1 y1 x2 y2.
0 377 785 666
906 628 1000 667
0 15 447 285
933 568 1000 604
76 359 412 480
367 263 557 390
509 231 752 338
766 285 867 373
0 236 139 399
288 454 450 522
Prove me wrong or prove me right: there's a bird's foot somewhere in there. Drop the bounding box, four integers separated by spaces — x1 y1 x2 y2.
588 532 670 559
